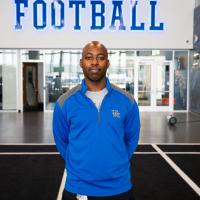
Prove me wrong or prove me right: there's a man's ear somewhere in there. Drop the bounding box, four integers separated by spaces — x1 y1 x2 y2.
80 59 83 68
107 60 110 69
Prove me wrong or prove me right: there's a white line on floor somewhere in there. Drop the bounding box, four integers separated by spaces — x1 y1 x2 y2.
165 152 200 154
57 169 66 200
134 152 158 154
0 152 59 155
0 143 55 145
152 144 200 197
134 152 200 154
140 143 200 145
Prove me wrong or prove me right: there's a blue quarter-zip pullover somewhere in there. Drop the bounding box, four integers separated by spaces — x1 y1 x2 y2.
53 78 140 196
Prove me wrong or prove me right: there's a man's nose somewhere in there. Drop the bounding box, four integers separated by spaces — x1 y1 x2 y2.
91 57 98 65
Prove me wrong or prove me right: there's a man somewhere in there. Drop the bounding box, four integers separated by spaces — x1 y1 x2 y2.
53 41 140 200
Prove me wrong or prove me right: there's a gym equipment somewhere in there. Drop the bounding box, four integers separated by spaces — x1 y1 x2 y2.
167 115 177 125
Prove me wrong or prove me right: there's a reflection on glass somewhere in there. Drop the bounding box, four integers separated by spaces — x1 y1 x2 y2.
156 64 170 106
174 70 187 110
156 92 169 106
108 50 135 96
0 50 17 110
174 51 188 110
195 0 200 7
138 92 151 106
137 50 173 60
0 64 2 110
138 64 151 106
190 51 200 111
45 50 82 110
45 50 135 110
191 51 200 69
174 51 188 70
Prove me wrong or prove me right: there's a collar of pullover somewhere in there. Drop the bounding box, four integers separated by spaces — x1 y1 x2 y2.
81 77 111 94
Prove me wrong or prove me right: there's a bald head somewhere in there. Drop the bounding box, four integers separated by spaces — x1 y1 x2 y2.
82 41 108 58
80 41 110 87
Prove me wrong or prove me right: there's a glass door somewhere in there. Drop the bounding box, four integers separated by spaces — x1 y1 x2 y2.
154 60 173 111
137 61 152 109
135 58 173 111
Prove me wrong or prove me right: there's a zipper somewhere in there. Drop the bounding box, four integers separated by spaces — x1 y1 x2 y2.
83 95 100 125
97 93 109 126
97 110 100 125
83 92 109 126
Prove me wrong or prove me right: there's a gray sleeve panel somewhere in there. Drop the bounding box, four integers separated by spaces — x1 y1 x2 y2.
57 85 81 108
110 83 135 103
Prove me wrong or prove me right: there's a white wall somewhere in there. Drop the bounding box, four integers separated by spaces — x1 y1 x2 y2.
0 0 195 49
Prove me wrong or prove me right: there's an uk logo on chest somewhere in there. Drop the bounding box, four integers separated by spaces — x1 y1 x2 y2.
111 109 120 118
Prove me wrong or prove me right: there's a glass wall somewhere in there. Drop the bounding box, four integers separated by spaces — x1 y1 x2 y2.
44 50 135 109
137 50 173 60
190 51 200 112
43 49 188 111
138 63 151 106
108 50 135 95
0 50 17 110
0 49 190 112
45 50 82 110
196 0 200 7
155 63 170 107
0 53 2 109
174 51 188 110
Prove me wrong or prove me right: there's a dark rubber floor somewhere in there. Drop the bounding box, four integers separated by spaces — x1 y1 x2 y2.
0 145 199 200
0 154 64 200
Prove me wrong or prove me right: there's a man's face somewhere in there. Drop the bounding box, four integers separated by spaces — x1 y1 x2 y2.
80 44 110 82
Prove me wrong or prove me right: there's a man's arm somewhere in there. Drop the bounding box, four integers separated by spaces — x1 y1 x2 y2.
124 101 140 159
53 102 69 160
